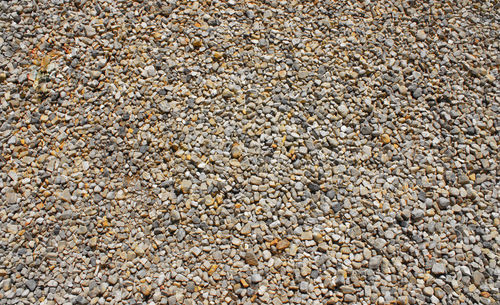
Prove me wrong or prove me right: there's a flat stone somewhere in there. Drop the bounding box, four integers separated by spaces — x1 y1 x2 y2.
191 247 202 256
340 285 356 294
6 192 17 204
472 271 484 286
25 280 37 291
245 251 258 266
416 29 427 40
251 273 262 283
249 176 263 185
368 256 382 269
180 179 192 193
432 263 446 275
84 25 96 37
59 189 72 202
241 223 251 235
276 239 290 250
423 287 434 296
301 231 313 240
437 197 450 209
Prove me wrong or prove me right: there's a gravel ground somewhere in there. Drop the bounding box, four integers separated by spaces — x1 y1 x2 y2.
1 0 499 304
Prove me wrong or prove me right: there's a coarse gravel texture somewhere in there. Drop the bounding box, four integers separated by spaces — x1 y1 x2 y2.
0 0 499 304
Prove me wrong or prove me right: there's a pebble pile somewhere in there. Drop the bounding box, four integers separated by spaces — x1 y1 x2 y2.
0 0 499 304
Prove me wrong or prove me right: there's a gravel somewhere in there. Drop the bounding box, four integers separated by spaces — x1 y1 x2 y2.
0 0 499 304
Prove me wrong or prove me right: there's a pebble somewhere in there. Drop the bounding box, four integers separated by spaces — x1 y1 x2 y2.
25 280 36 292
251 274 262 283
380 134 391 144
432 263 446 276
338 104 349 117
276 239 290 250
368 256 382 270
245 251 259 266
180 179 192 193
423 287 434 296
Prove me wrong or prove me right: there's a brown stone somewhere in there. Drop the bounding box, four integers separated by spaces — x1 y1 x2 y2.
276 239 290 250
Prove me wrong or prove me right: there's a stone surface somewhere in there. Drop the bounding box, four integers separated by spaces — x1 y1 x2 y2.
0 1 497 304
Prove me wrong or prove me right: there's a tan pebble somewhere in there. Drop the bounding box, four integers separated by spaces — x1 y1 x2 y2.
381 134 391 144
276 239 290 250
213 51 223 60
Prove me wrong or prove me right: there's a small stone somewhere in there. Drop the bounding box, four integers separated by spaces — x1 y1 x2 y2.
192 39 203 47
245 251 258 266
472 271 484 286
344 294 357 303
307 182 320 193
108 274 118 285
159 101 170 113
84 25 96 37
232 238 242 246
191 247 202 256
368 256 382 269
171 210 181 222
176 228 186 241
213 51 223 60
134 243 147 256
249 176 263 185
332 202 343 213
141 283 152 296
8 170 18 182
298 70 309 79
380 134 391 144
25 280 37 292
412 87 423 98
231 144 243 158
89 236 98 247
142 65 157 78
6 192 17 204
318 242 329 252
360 125 373 135
416 29 427 41
338 104 349 117
412 208 425 221
240 278 249 288
241 223 251 235
180 179 192 193
485 73 495 82
437 197 450 209
251 273 262 283
295 181 304 191
222 89 234 99
423 287 434 296
301 231 313 240
77 225 87 235
435 288 445 299
431 263 446 275
340 285 356 294
299 281 308 292
59 189 72 202
276 239 290 250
